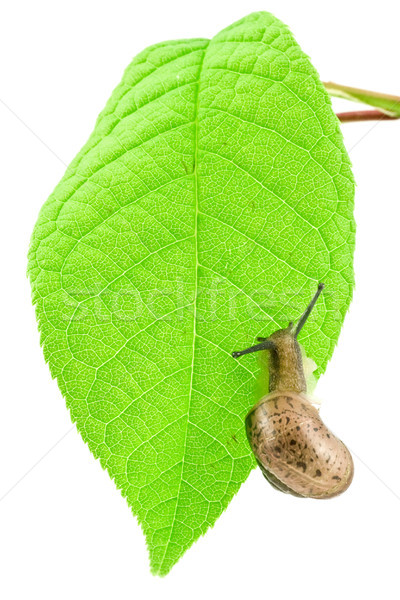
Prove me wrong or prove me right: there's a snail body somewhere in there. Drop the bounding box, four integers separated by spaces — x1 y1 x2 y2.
233 284 354 499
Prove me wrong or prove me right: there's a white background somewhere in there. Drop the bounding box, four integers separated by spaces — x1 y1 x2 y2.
1 1 399 598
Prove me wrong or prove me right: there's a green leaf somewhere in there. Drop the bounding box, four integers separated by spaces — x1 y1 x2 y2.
28 11 355 575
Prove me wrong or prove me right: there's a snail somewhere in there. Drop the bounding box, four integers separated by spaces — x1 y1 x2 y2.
232 283 354 499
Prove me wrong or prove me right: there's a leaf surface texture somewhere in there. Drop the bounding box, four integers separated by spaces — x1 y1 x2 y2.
28 12 355 575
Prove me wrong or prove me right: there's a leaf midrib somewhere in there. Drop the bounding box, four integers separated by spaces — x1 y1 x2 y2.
157 42 210 574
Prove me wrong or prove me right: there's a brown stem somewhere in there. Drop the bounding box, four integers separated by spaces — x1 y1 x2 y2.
324 81 400 117
336 110 399 123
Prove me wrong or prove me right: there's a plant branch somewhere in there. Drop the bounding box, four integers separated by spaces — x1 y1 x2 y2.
336 110 399 123
324 81 400 118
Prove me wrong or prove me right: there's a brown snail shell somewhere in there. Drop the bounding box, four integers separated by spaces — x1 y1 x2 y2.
246 391 354 499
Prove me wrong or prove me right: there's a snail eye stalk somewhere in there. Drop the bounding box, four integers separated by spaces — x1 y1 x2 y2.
232 340 275 359
294 283 324 339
